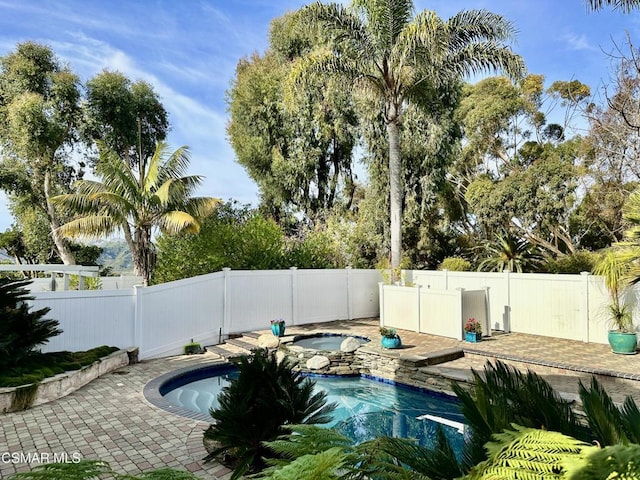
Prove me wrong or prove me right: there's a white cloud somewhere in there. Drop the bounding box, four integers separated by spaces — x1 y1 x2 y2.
563 33 595 51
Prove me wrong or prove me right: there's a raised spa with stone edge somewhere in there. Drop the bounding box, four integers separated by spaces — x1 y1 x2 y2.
279 333 370 375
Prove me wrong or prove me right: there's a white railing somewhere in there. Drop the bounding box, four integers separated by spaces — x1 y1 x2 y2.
31 268 382 360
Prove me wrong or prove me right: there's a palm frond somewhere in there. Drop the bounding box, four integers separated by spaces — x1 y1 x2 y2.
447 9 518 45
304 1 378 59
440 41 525 84
158 211 199 235
352 0 415 53
579 376 629 446
452 360 582 469
585 0 640 13
55 215 123 239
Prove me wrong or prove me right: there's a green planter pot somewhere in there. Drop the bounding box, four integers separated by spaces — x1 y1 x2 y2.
608 331 638 355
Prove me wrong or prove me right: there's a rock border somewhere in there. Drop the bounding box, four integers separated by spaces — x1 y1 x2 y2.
0 347 138 413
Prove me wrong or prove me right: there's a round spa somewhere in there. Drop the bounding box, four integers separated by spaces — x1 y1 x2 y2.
290 333 370 350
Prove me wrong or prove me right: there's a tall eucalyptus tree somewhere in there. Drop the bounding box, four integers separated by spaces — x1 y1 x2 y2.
292 0 524 276
0 42 82 265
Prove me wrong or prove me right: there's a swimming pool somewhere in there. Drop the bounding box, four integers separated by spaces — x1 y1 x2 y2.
155 364 465 451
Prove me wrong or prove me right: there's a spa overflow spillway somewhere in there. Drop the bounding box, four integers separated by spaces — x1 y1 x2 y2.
155 364 466 454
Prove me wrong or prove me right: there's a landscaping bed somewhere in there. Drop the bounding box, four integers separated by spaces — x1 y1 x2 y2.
0 347 135 413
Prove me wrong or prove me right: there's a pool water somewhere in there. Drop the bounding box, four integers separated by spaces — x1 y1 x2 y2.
291 334 370 350
162 368 465 452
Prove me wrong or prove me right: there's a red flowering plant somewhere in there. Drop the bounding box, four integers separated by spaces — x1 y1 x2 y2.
270 318 285 326
464 317 482 334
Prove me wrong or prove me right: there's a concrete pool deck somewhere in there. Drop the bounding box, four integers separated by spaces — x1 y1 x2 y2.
3 318 640 479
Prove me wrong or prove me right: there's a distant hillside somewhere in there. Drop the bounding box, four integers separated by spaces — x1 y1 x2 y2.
96 241 134 274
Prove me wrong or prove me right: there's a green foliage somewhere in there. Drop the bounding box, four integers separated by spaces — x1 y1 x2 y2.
565 443 640 479
227 12 358 222
68 275 102 291
0 41 83 264
295 1 524 277
0 345 119 388
439 257 472 271
457 74 588 257
592 249 634 331
466 425 590 480
259 447 347 480
261 361 640 480
153 202 343 284
452 360 584 470
8 459 199 479
542 250 596 274
83 70 168 171
477 231 543 273
0 278 60 370
204 349 336 479
579 376 640 446
53 142 219 285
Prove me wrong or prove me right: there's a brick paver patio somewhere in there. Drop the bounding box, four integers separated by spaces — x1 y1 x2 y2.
3 318 640 479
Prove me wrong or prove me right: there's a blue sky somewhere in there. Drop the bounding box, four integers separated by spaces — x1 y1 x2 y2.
0 0 637 232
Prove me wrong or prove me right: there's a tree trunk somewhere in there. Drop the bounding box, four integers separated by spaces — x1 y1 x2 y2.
386 112 403 282
44 170 76 265
132 226 155 286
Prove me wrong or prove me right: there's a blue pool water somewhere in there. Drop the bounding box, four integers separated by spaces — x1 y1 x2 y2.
161 367 465 452
291 334 370 350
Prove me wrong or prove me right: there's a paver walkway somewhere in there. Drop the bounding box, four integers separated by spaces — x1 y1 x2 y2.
3 318 640 479
0 352 232 479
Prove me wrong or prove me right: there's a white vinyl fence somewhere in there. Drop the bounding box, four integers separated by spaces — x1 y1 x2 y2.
380 269 636 345
31 268 382 360
380 284 490 341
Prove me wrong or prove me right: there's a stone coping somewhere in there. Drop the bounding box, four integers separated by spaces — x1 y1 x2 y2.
462 344 640 382
0 347 136 414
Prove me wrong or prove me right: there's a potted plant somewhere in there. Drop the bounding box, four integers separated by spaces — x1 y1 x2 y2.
593 250 637 354
379 327 402 349
464 318 482 343
270 318 286 337
184 339 205 355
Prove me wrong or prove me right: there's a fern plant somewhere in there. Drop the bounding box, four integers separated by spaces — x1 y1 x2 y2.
564 443 640 479
465 425 591 480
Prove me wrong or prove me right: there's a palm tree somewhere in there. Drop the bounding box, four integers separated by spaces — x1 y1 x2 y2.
53 142 219 285
586 0 640 11
477 231 542 273
293 0 524 278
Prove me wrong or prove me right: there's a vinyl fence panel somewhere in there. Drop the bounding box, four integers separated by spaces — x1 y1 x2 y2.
33 289 136 353
136 272 225 358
